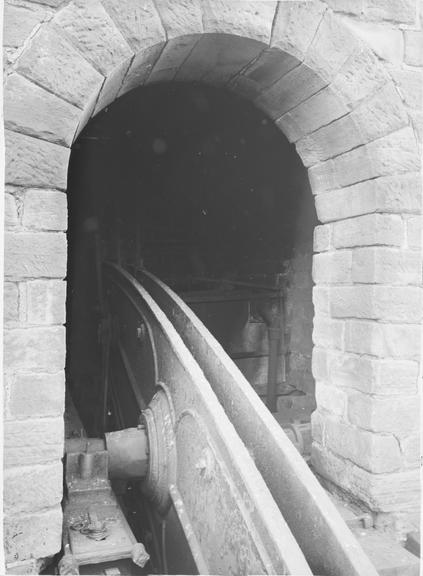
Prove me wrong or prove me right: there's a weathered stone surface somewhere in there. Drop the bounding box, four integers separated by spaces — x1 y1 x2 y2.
363 0 417 23
5 74 80 147
315 381 348 417
324 350 419 395
54 0 133 76
297 82 408 165
312 286 330 315
390 68 423 110
4 417 64 467
5 232 67 279
22 189 67 231
201 0 277 44
146 35 200 84
312 316 344 350
312 443 420 511
330 285 422 323
343 20 404 63
154 0 203 37
324 0 364 14
312 347 329 381
316 173 422 221
4 326 65 373
348 393 420 438
352 247 421 285
313 224 332 252
277 85 349 143
21 279 66 325
331 46 391 105
256 63 327 120
4 3 48 49
176 34 263 85
4 282 19 324
332 214 403 249
400 433 420 468
309 127 420 193
17 25 104 109
345 320 421 360
312 250 352 283
5 130 70 190
323 415 402 473
305 10 361 82
4 506 62 563
5 193 19 228
118 43 165 97
4 463 62 514
404 30 423 66
6 371 65 420
406 215 422 248
243 48 300 93
271 0 326 60
101 0 165 51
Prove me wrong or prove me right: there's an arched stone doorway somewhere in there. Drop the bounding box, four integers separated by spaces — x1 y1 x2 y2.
4 1 421 569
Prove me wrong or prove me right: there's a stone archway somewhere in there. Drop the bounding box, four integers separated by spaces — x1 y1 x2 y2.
4 0 421 569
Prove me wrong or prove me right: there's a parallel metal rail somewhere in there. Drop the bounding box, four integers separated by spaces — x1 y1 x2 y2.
103 263 379 576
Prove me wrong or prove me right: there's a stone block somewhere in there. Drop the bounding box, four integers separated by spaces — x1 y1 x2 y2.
309 127 420 193
5 130 70 190
404 30 423 67
5 193 19 228
4 3 47 49
312 443 420 511
363 0 417 23
315 381 347 417
4 283 19 324
312 347 328 381
271 0 326 60
330 285 422 323
326 351 419 395
22 190 67 231
101 0 165 51
316 173 421 221
201 0 277 44
118 43 165 97
4 232 67 279
4 417 64 467
313 224 332 252
331 46 391 106
54 0 133 76
154 0 203 38
4 463 62 514
243 48 300 93
305 9 361 82
348 393 420 438
4 506 62 563
17 25 104 109
146 35 200 84
4 74 80 147
312 316 344 350
343 20 404 63
176 34 263 85
352 247 421 285
310 410 324 445
312 286 330 314
400 433 420 468
93 58 132 115
345 320 421 360
407 216 422 248
255 63 327 120
312 250 352 283
410 109 423 143
22 280 66 325
6 371 65 420
4 326 65 373
332 214 403 249
390 68 423 110
323 415 402 473
277 85 349 143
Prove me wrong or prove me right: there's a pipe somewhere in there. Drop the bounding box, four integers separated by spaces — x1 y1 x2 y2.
257 300 283 413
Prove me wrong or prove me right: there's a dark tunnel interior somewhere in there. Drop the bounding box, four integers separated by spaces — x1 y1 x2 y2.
66 82 317 438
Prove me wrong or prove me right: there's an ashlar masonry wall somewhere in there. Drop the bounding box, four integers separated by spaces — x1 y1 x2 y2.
3 0 422 570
